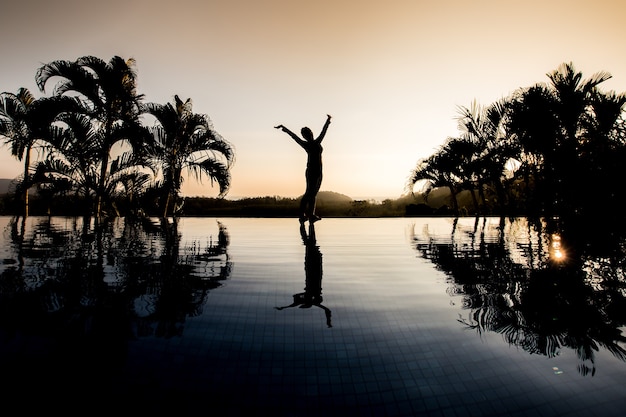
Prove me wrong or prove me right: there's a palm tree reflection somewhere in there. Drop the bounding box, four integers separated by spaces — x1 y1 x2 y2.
130 217 232 337
411 217 626 376
275 222 332 328
0 216 232 343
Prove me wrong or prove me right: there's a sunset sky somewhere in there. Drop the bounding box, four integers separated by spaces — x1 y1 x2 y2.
2 0 626 199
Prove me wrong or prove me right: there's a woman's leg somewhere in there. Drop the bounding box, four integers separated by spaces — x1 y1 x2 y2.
301 174 322 220
299 196 308 221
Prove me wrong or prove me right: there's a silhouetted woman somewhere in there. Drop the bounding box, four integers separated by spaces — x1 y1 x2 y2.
275 114 332 222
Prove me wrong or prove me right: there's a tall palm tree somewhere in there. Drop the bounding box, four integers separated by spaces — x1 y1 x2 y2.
506 62 613 216
407 142 465 215
578 90 626 216
505 85 557 214
35 55 146 218
456 99 516 214
36 111 152 216
143 96 235 218
437 137 480 215
0 88 79 216
0 88 37 217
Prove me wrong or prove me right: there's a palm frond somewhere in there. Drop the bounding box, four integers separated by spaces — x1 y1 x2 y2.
186 159 231 197
16 88 36 107
75 55 108 76
110 151 151 174
36 59 99 104
0 91 27 120
105 169 151 196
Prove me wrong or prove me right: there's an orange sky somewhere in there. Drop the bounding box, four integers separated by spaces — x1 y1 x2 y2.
2 0 626 199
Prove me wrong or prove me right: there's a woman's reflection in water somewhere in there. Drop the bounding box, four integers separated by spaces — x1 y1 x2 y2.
275 222 332 327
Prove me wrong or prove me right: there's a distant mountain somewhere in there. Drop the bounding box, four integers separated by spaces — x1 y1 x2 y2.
316 191 353 203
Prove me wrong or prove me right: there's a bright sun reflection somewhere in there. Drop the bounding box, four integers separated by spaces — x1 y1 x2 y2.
550 233 566 262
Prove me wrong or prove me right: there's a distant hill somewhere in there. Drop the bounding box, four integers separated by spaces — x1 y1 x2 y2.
0 179 356 201
0 182 415 217
316 191 353 203
0 182 357 201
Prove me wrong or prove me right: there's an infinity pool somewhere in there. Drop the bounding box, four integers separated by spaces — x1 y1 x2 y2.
0 216 624 416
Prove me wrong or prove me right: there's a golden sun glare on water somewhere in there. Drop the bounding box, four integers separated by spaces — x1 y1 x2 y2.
550 234 566 262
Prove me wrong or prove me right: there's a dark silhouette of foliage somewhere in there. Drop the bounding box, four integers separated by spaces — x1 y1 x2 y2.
410 216 626 376
0 89 82 216
142 95 235 217
35 56 148 219
408 62 626 219
1 55 235 218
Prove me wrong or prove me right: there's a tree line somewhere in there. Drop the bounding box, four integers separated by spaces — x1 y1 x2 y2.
2 58 625 219
0 55 234 219
407 62 626 219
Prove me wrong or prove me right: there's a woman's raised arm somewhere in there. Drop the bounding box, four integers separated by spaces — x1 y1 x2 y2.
316 114 332 143
275 124 304 144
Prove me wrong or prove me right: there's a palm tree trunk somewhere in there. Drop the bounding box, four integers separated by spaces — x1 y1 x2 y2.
22 146 31 218
23 187 29 218
162 192 171 218
448 186 460 216
162 168 181 218
96 121 113 219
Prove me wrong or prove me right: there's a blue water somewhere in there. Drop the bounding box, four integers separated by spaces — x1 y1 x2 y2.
0 216 624 416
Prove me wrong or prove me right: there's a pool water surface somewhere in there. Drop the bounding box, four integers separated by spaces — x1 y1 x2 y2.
0 216 624 416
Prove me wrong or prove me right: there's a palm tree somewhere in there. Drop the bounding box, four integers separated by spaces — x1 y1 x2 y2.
406 155 439 196
407 142 465 215
0 88 37 217
505 85 556 214
104 152 153 216
443 137 480 213
35 55 146 218
456 99 516 214
142 95 235 218
578 90 626 216
506 62 613 216
0 88 79 216
36 111 152 216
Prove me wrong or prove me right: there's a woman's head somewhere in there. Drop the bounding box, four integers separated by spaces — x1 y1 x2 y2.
301 127 314 141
